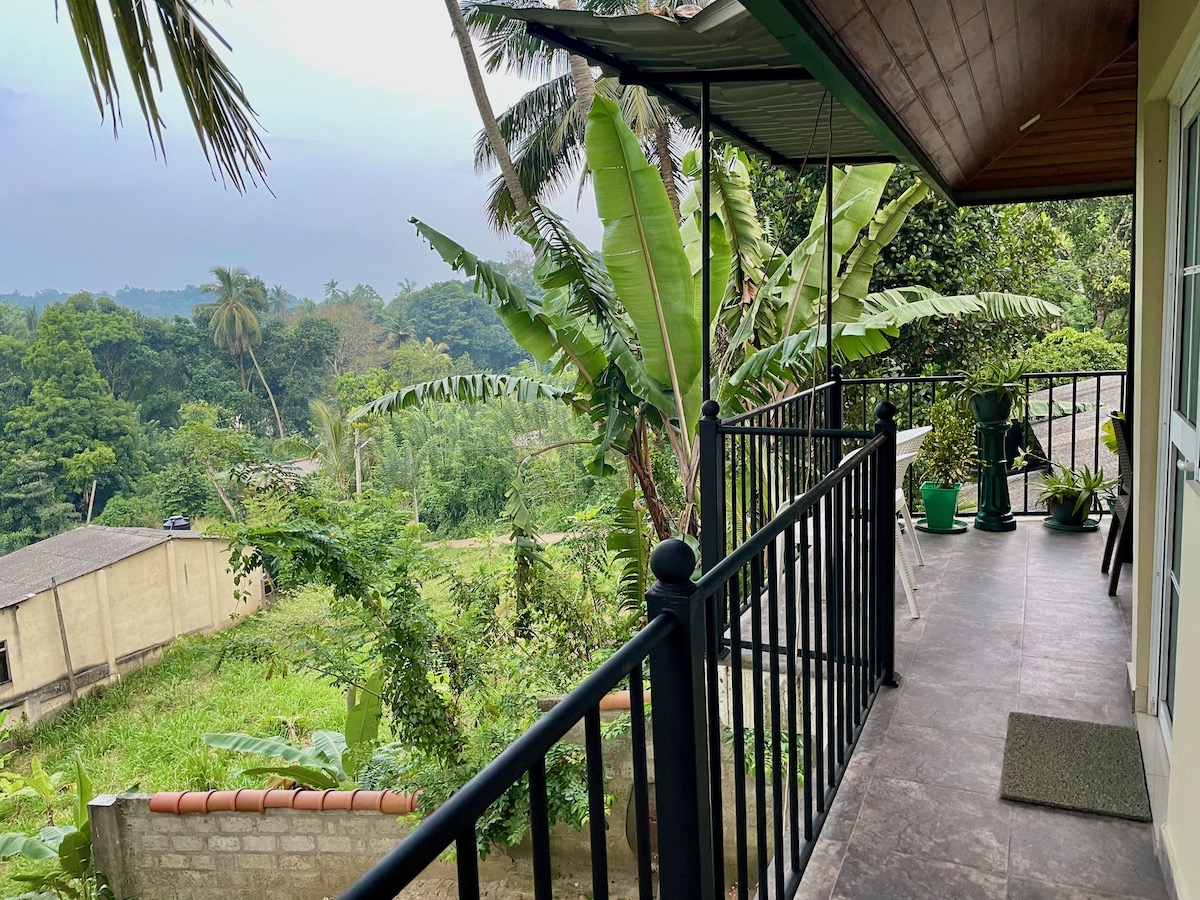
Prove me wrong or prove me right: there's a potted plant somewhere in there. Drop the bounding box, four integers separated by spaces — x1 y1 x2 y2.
1037 462 1117 528
917 400 979 532
953 358 1030 425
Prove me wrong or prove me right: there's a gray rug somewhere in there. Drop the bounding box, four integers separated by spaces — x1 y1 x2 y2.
1000 712 1151 822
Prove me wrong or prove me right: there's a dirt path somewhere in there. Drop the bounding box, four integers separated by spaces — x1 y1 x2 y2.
429 532 571 550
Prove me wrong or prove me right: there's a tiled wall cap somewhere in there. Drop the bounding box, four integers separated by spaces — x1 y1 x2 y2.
148 789 417 815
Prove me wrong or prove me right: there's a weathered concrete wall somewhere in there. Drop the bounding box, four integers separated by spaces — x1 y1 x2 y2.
88 718 766 900
89 794 642 900
0 536 263 724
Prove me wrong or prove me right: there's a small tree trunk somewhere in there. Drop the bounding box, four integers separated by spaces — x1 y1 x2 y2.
443 0 530 218
559 0 596 109
656 121 681 222
246 344 286 438
206 463 238 520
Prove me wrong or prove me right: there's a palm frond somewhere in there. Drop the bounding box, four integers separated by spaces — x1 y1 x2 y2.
349 374 569 420
60 0 268 191
462 0 565 80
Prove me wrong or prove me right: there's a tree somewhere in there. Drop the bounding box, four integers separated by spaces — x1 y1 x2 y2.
307 400 356 496
465 0 691 228
51 0 267 190
0 305 145 533
444 0 530 220
359 98 1059 540
309 304 391 376
196 266 286 437
266 285 291 318
403 280 526 370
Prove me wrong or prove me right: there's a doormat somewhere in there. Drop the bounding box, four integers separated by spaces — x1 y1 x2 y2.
1000 712 1151 822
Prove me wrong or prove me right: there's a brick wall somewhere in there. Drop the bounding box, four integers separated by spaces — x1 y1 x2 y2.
89 792 642 900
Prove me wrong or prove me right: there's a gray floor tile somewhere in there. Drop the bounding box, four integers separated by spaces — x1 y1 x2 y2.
892 681 1019 738
1026 575 1121 605
908 643 1022 692
795 837 847 900
1008 806 1166 899
831 848 1008 900
873 723 1005 795
1016 694 1134 728
920 615 1024 654
1007 876 1153 899
934 590 1027 625
1019 656 1130 706
849 777 1011 874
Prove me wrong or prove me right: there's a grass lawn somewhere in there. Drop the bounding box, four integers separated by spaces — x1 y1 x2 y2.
0 587 348 893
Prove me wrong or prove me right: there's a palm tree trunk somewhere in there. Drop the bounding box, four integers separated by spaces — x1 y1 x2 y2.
246 345 286 438
205 463 238 520
559 0 596 109
443 0 530 218
656 121 681 221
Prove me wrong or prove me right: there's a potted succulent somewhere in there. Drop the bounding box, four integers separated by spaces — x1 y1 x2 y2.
1037 462 1117 528
953 358 1030 425
917 400 979 533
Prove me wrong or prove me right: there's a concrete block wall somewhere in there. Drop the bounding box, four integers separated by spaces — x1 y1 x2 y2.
89 793 642 900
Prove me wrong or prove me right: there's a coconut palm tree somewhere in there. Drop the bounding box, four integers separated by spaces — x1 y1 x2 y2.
196 266 286 438
465 0 695 228
266 285 290 318
51 0 267 191
444 0 531 219
307 400 355 494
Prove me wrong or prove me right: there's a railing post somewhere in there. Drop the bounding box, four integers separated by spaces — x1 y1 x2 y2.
829 363 844 467
699 399 723 575
872 402 899 688
646 539 717 900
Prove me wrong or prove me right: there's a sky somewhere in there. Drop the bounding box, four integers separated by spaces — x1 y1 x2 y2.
0 1 601 300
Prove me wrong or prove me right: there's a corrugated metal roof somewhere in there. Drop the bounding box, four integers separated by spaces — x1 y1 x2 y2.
0 527 206 610
480 0 895 167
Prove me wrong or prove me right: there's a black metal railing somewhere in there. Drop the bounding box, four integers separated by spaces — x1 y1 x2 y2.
842 370 1127 514
340 402 898 900
340 614 672 900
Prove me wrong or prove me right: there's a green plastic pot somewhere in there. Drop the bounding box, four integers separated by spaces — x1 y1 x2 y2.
969 389 1015 425
1047 496 1090 527
920 482 962 532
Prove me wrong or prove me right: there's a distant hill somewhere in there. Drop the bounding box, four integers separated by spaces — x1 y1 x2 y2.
0 286 208 319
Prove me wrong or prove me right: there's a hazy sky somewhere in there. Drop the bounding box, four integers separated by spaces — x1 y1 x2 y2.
0 1 601 300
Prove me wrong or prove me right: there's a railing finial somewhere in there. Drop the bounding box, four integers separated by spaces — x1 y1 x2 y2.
701 398 720 420
874 400 897 424
831 362 843 381
650 538 696 586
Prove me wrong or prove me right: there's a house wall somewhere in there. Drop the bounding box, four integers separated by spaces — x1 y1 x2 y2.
1136 4 1200 897
0 537 262 724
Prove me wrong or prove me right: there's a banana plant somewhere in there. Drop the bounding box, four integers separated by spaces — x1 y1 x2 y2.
204 673 385 789
357 95 1060 541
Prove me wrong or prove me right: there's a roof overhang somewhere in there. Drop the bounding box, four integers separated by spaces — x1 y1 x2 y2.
480 0 912 172
488 0 1137 205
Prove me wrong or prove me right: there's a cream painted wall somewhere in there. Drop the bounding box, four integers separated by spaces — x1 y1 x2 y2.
0 536 262 724
1137 3 1200 896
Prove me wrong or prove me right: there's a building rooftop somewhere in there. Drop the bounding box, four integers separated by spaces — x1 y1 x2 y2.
0 526 208 610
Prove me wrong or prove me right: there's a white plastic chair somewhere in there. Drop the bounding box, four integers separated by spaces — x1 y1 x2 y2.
895 426 931 567
893 426 931 620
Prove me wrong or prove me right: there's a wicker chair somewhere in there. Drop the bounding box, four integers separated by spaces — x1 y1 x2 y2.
1102 412 1133 596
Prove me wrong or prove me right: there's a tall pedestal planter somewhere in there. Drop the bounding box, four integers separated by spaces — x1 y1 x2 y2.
971 389 1017 533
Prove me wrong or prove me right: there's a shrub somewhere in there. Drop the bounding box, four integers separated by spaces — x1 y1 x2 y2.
1023 327 1126 374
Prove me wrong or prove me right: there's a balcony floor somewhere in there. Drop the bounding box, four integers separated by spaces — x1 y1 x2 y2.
799 519 1166 900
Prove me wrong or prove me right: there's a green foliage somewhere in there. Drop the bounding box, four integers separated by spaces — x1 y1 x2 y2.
201 720 384 790
918 400 978 487
607 489 650 605
952 358 1031 417
398 279 527 370
1023 327 1127 375
1033 462 1117 516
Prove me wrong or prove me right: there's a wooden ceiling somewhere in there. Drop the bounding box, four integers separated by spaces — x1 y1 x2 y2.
800 0 1138 202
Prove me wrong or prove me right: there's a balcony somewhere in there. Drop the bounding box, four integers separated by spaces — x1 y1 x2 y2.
798 520 1163 900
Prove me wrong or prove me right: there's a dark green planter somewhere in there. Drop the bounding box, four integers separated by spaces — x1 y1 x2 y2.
920 482 962 532
1047 496 1090 528
969 388 1016 425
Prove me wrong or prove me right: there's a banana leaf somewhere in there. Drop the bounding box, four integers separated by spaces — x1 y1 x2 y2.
587 95 701 444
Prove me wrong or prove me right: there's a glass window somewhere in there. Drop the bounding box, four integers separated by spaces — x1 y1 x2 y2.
1182 277 1200 425
0 642 10 686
